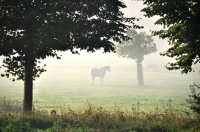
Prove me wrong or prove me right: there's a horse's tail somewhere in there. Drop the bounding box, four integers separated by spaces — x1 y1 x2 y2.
91 69 95 80
91 69 95 85
91 68 98 79
91 68 97 75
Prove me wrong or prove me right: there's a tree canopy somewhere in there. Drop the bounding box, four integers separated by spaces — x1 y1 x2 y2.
0 0 141 80
0 0 141 112
117 29 157 62
141 0 200 74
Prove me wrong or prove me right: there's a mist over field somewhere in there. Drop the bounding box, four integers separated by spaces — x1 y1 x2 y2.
1 49 199 111
0 0 200 111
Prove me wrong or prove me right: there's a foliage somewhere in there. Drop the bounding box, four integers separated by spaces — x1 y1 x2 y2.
187 83 200 115
141 0 200 74
0 0 141 81
116 29 157 62
0 101 199 131
3 120 33 132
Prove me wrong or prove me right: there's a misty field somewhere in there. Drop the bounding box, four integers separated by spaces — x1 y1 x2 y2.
1 55 200 131
0 61 199 113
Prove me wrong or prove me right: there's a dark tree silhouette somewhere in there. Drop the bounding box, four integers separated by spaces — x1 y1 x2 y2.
142 0 200 74
0 0 142 113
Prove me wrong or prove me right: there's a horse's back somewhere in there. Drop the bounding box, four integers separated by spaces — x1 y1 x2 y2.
99 67 106 76
91 68 100 77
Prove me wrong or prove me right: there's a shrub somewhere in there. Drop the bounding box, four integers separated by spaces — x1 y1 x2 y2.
186 83 200 115
3 120 33 132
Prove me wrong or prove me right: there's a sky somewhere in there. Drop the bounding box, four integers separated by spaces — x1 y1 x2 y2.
122 0 169 51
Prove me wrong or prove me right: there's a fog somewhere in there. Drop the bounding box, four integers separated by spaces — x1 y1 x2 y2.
0 0 200 110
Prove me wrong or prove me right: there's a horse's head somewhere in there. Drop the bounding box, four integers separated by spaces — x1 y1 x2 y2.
106 66 111 72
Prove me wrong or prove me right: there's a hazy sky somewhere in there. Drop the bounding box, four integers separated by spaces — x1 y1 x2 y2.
122 0 169 51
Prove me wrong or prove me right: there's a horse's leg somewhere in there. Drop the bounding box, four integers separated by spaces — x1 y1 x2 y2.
102 76 104 85
91 76 95 85
100 76 104 85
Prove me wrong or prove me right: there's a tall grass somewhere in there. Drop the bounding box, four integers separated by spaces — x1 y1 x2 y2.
0 98 199 132
0 97 22 114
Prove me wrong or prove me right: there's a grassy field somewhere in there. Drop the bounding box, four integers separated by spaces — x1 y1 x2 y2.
0 65 199 113
0 95 200 132
1 54 200 131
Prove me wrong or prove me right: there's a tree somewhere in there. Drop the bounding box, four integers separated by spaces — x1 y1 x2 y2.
116 29 157 85
141 0 200 74
0 0 142 113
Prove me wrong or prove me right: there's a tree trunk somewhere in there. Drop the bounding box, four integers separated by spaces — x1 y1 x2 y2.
23 46 34 113
136 61 144 85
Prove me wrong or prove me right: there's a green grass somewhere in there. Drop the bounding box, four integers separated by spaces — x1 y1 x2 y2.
0 65 200 131
0 100 199 132
0 67 199 112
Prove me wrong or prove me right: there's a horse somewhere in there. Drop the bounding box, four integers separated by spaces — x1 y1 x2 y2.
91 66 111 85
